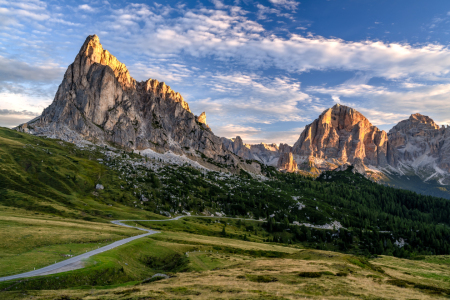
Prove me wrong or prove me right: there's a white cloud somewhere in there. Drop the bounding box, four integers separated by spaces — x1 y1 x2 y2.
331 95 340 103
129 61 193 83
268 0 299 11
214 123 302 145
201 73 310 123
0 55 64 83
78 4 95 12
0 92 51 117
95 4 450 81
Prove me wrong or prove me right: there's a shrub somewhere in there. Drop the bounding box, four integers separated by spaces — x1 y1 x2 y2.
298 272 322 278
247 275 278 283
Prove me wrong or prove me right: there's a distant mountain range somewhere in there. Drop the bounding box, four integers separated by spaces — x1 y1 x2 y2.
16 35 450 198
224 104 450 197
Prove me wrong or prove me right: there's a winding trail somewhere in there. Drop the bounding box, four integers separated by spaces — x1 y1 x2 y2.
0 217 184 282
0 215 336 282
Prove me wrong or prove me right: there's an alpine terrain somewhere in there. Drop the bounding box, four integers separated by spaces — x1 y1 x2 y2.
16 35 260 174
1 34 450 300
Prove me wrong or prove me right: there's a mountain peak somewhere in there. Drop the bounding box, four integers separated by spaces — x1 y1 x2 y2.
75 34 135 89
409 113 439 128
293 103 388 167
390 113 440 133
16 34 234 164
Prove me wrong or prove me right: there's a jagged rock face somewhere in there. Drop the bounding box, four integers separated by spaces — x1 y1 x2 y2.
197 112 206 124
221 136 292 166
277 152 297 172
292 104 388 167
333 158 366 176
388 113 450 183
17 35 236 165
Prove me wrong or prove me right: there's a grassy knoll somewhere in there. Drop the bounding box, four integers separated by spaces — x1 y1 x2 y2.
0 127 167 278
2 233 450 299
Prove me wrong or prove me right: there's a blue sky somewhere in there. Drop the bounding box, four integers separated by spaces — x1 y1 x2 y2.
2 0 450 144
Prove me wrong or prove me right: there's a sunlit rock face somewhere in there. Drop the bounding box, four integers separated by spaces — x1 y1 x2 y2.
292 104 388 168
387 113 450 183
197 112 207 124
16 35 237 165
277 152 297 172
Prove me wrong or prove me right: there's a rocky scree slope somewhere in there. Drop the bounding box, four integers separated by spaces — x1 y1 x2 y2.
16 35 258 173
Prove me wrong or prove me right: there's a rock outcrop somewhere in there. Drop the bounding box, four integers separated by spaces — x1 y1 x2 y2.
387 113 450 184
332 158 366 176
221 136 292 166
292 104 388 170
277 152 297 172
197 112 207 124
16 35 247 170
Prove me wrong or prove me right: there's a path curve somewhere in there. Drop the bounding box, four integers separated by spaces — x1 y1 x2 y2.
0 217 184 282
0 215 335 282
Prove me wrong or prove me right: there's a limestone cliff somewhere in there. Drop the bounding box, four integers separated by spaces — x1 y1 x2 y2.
387 113 450 184
292 104 388 169
16 35 249 170
277 152 297 172
221 136 292 166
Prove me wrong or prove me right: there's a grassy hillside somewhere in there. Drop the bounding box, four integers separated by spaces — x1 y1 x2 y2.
2 227 450 299
0 127 163 221
1 127 450 299
1 127 450 259
0 207 140 277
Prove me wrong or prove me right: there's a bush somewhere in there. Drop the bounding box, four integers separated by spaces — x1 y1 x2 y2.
298 272 322 278
247 275 278 282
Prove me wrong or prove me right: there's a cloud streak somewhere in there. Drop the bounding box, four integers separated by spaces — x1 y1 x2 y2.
93 3 450 82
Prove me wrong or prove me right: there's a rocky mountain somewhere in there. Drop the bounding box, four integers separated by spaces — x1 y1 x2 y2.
221 136 292 168
221 104 450 190
16 35 260 173
291 104 388 172
387 113 450 184
277 152 297 172
284 105 450 191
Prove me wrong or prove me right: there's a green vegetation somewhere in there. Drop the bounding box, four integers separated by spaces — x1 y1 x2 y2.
1 127 450 299
2 231 450 299
1 126 450 260
0 208 140 277
0 127 164 221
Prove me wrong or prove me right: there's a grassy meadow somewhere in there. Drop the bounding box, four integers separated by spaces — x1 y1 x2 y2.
0 206 141 277
2 229 450 299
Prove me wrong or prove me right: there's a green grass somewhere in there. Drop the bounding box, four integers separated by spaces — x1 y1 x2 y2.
128 217 274 244
0 208 141 277
0 127 164 222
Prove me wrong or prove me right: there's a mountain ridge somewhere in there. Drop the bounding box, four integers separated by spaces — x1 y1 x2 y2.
16 34 263 174
13 34 450 195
